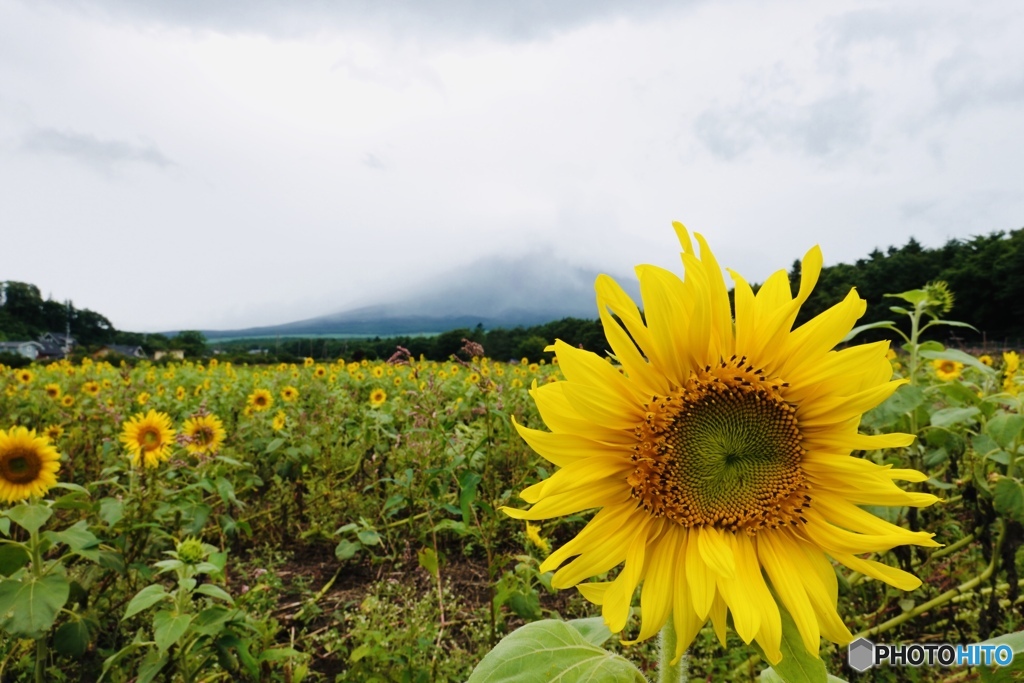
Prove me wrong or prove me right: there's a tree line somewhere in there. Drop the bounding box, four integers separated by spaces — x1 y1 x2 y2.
3 226 1022 363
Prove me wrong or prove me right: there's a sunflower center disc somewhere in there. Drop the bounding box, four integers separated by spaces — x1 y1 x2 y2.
1 448 42 484
628 356 811 533
141 428 160 450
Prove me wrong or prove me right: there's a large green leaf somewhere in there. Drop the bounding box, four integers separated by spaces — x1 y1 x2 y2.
153 610 193 652
4 504 52 535
920 348 996 375
466 619 646 683
977 630 1024 682
567 616 614 647
54 618 91 657
123 585 169 620
0 573 71 638
752 606 828 683
993 478 1024 523
930 407 980 428
986 414 1024 450
0 544 29 576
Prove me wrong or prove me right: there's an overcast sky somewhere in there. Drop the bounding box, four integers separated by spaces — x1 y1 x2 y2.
2 0 1023 332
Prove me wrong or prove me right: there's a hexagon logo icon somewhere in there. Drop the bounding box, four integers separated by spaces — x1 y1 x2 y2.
848 638 876 672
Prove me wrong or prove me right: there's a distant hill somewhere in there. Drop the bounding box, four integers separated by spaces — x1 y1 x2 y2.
201 252 642 340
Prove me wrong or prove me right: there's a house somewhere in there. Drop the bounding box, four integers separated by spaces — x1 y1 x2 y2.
154 350 185 361
35 341 67 360
94 345 148 360
40 332 77 351
0 341 44 360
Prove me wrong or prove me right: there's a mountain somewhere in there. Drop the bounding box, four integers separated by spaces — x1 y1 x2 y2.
202 252 641 339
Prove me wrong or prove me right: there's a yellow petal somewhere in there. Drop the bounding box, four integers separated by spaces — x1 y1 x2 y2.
696 526 736 579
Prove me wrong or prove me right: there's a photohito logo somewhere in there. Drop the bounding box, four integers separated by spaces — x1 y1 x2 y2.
848 638 1014 672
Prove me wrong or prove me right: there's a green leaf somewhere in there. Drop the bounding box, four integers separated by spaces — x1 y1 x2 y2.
466 619 646 683
0 543 30 576
920 348 996 375
265 438 285 454
54 619 91 657
153 610 193 652
841 321 899 343
977 630 1024 682
137 649 169 683
418 547 439 576
0 573 71 638
752 605 827 683
195 583 235 604
356 529 381 546
335 539 361 561
930 407 981 428
567 616 613 647
4 504 52 535
986 414 1024 450
99 498 124 527
45 520 101 553
885 289 928 305
123 585 170 620
459 471 483 525
993 478 1024 523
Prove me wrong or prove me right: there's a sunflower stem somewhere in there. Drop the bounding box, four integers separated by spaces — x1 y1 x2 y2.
658 618 688 683
29 522 48 683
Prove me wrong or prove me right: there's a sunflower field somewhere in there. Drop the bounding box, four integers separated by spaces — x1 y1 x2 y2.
2 234 1024 682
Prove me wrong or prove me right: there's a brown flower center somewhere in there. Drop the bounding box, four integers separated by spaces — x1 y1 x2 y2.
628 356 810 534
0 447 42 485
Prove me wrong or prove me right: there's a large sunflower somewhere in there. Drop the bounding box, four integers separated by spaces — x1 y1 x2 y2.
181 414 227 455
120 410 176 468
504 224 939 664
0 426 62 503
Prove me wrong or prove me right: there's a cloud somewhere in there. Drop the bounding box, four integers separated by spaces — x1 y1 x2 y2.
21 127 174 172
33 0 694 41
694 89 871 160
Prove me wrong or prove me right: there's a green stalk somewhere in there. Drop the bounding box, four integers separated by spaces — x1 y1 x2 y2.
658 618 688 683
29 525 47 683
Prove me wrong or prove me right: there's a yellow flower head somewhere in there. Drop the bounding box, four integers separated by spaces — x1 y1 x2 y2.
82 381 100 396
182 414 227 455
44 425 64 441
119 410 176 468
0 427 62 503
272 411 287 431
175 386 186 401
247 389 273 412
15 369 33 384
978 354 993 367
503 223 938 664
137 391 150 406
1005 351 1020 375
369 388 387 407
61 395 75 407
44 383 62 400
303 357 315 367
932 359 964 382
281 386 299 402
372 366 385 378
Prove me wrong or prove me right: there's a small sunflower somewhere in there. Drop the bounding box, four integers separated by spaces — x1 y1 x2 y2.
137 391 151 406
313 366 327 379
303 357 315 367
372 366 385 379
182 414 227 455
82 381 100 396
272 411 287 431
978 354 993 367
281 386 299 402
44 424 64 441
504 223 938 664
61 395 76 408
175 386 187 401
120 410 176 468
369 388 387 407
247 388 273 412
44 383 62 400
15 369 34 384
0 426 62 503
932 359 964 381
